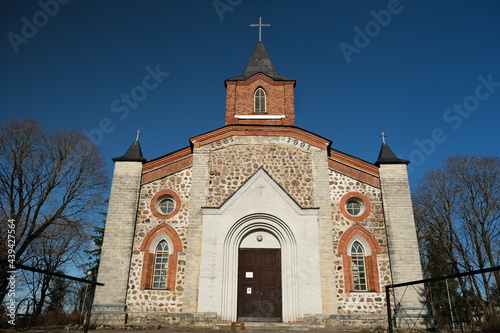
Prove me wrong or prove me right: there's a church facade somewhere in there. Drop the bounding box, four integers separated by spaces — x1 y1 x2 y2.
92 41 427 329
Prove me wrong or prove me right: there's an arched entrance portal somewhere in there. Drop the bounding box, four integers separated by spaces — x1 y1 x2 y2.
221 214 298 322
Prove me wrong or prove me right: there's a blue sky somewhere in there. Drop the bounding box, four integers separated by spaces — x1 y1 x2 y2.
2 0 499 188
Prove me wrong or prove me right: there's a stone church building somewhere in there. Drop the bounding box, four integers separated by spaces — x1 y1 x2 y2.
92 40 428 329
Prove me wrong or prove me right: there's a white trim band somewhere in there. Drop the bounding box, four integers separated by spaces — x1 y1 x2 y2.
235 115 285 119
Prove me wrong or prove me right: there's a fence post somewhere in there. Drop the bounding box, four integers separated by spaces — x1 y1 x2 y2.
84 283 96 333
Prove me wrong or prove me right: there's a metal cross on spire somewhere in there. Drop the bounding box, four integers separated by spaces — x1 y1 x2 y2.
134 129 143 141
250 17 270 42
379 132 388 144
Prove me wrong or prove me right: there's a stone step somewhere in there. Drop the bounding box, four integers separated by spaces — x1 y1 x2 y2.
213 322 310 331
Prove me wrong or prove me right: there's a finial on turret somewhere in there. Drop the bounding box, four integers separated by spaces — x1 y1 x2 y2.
379 132 387 144
134 129 143 142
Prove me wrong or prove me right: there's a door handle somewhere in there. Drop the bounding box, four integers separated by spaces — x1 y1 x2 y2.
258 292 263 303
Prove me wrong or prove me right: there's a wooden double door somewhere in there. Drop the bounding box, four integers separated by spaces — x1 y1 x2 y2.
237 249 282 322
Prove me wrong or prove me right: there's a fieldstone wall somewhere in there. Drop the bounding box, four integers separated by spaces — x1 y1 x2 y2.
207 143 314 208
329 170 391 314
122 140 394 321
126 168 192 314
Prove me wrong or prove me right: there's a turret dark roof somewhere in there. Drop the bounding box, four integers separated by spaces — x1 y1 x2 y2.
112 140 147 163
375 142 409 166
226 41 294 82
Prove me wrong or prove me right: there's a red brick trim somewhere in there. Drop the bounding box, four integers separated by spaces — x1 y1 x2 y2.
150 190 181 220
142 156 192 184
339 192 372 222
139 223 183 291
143 147 192 172
338 225 381 293
329 149 379 175
328 159 380 188
190 125 331 151
227 73 296 87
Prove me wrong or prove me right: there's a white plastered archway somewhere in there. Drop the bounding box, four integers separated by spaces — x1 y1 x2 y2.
221 213 298 322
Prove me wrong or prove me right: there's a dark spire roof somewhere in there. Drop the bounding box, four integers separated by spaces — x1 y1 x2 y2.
226 41 294 82
375 142 409 166
112 140 147 163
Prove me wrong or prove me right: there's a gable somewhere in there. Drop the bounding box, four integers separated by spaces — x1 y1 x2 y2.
190 125 331 150
202 167 318 217
205 140 315 208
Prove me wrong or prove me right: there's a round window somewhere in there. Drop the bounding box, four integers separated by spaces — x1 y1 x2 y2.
157 196 175 215
340 192 371 221
346 198 364 216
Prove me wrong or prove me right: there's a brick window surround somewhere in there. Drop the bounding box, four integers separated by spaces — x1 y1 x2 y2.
150 190 181 219
338 225 382 293
339 192 372 222
139 223 183 290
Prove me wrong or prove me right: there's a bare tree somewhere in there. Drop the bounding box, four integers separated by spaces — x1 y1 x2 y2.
414 155 500 324
0 118 109 304
21 220 90 314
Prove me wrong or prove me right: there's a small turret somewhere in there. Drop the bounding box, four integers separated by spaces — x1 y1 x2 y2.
375 142 409 166
112 140 147 163
376 136 430 327
92 134 145 325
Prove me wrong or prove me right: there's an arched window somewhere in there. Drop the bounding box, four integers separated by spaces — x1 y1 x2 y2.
338 225 382 293
351 241 367 291
139 224 183 291
254 88 266 113
152 240 170 289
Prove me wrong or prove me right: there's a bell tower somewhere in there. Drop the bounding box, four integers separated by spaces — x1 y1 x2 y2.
224 41 296 126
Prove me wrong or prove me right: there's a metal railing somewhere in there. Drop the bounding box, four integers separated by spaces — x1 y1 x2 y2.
10 264 104 333
386 266 500 333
